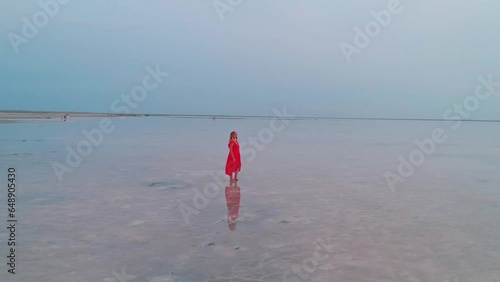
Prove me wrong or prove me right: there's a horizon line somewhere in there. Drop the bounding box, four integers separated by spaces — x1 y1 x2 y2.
1 110 500 123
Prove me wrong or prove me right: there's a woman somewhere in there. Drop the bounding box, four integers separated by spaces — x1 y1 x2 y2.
225 131 241 182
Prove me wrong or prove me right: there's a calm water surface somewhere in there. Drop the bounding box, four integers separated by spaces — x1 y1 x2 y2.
0 117 499 282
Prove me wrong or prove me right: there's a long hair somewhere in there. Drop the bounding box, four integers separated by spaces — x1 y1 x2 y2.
229 131 237 142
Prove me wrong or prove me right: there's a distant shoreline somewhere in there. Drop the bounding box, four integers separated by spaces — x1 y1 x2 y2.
1 110 500 124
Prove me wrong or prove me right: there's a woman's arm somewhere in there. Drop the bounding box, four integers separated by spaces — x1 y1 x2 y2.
229 143 236 161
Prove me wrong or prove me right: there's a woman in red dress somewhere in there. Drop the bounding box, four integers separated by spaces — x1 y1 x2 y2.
225 131 241 182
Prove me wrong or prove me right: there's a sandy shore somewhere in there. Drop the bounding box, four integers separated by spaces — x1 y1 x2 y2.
0 111 133 124
0 111 291 124
2 111 499 125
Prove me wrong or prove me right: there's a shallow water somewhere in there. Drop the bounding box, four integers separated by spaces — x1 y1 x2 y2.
0 117 499 282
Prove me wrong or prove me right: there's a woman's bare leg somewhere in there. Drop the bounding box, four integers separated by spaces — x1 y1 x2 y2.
234 169 239 181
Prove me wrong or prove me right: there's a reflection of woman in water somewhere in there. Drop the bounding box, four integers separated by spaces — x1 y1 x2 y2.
225 131 241 183
225 184 241 231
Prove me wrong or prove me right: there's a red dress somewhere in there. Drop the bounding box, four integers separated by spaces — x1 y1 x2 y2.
225 140 241 175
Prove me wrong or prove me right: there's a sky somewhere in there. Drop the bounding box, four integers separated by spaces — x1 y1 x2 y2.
1 0 499 119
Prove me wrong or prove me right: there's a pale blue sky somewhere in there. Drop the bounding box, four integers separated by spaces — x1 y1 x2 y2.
1 0 499 119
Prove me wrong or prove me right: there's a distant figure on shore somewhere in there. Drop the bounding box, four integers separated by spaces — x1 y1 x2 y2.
225 131 241 183
225 183 241 231
62 113 70 122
